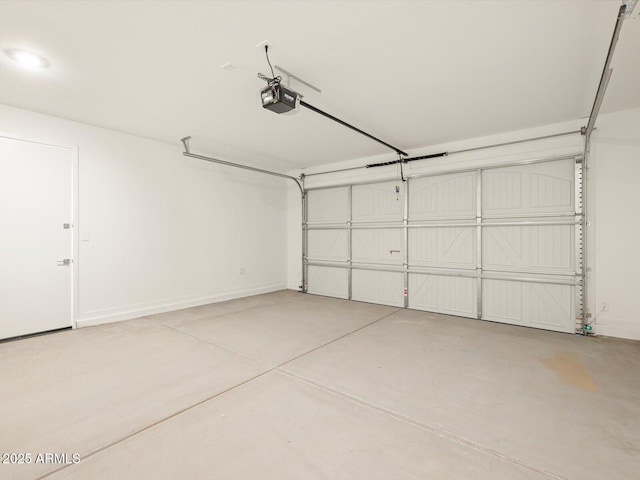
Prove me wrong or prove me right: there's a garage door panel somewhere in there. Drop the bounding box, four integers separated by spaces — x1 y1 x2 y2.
530 172 572 210
307 230 349 262
306 157 579 334
409 227 476 269
307 266 349 299
409 273 476 318
482 160 574 216
483 279 575 332
352 229 403 265
409 172 477 220
307 187 349 224
352 181 403 222
352 270 403 307
483 225 574 274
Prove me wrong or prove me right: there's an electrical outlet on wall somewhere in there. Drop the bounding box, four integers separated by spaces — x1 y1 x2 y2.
602 302 609 312
239 267 246 275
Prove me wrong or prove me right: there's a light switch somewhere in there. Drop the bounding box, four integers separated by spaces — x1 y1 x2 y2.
80 231 90 242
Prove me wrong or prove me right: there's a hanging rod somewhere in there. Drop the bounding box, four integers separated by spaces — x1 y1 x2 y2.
303 129 582 177
299 100 408 157
584 3 629 140
180 137 304 195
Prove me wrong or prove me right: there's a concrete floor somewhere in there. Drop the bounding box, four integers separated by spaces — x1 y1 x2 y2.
1 290 639 480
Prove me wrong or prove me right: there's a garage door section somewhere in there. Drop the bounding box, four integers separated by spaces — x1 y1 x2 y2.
407 171 478 318
351 181 404 307
481 160 578 332
305 155 582 333
306 187 350 299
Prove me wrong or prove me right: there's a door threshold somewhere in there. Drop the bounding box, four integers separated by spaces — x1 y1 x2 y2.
0 326 72 344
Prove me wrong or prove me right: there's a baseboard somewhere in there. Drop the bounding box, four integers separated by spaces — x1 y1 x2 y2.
77 282 287 328
594 317 640 341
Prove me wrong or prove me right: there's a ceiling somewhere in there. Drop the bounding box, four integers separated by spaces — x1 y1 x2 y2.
0 1 637 171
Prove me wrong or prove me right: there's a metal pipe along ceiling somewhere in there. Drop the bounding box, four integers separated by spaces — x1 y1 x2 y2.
584 3 628 140
180 137 304 196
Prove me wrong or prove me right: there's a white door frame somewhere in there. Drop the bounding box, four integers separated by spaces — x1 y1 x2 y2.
0 132 79 330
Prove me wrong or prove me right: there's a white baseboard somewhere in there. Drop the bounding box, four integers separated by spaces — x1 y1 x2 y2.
77 282 287 328
594 317 640 341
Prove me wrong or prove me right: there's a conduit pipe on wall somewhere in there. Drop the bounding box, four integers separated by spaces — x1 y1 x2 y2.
180 136 307 292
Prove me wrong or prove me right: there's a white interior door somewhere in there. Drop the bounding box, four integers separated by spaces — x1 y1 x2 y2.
0 136 74 340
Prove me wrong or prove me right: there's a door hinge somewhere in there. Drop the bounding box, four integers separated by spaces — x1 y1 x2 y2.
57 259 72 266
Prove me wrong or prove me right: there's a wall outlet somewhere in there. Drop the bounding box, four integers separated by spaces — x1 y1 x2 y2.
239 267 246 275
602 302 609 312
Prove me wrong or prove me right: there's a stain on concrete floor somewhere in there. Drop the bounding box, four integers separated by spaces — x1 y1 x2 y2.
540 351 598 392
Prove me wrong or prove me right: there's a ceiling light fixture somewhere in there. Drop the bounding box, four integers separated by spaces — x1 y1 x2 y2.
4 49 49 69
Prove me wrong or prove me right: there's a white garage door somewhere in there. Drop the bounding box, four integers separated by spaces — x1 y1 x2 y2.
305 155 582 334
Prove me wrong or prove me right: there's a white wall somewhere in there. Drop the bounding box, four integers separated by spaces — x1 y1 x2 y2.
588 107 640 340
0 103 287 326
287 114 640 340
